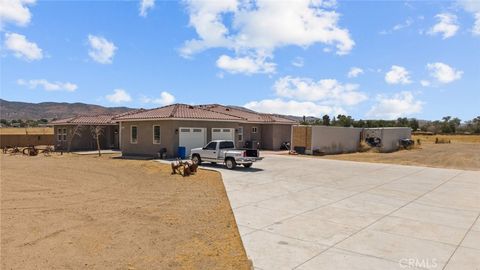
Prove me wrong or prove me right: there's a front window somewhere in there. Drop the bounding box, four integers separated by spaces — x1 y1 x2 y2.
204 141 217 150
153 125 160 144
57 128 62 141
131 126 138 144
237 127 243 142
252 127 258 133
62 128 67 141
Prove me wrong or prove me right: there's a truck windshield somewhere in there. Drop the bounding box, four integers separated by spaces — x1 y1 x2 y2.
204 142 217 150
219 141 235 149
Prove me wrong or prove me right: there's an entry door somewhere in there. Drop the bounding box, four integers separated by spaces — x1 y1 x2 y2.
179 127 206 157
211 128 235 141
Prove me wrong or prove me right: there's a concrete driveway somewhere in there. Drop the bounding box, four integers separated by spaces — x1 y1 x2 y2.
207 154 480 270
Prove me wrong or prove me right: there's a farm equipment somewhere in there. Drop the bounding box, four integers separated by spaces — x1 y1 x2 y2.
399 139 415 149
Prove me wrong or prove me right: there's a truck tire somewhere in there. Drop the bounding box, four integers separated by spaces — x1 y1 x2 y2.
225 158 236 170
192 154 202 165
243 163 252 168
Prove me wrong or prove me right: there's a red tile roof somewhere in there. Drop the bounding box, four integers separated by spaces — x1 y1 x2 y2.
199 104 297 124
51 109 144 125
114 104 245 121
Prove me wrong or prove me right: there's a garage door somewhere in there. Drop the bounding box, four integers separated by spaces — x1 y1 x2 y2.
179 127 206 157
212 128 235 141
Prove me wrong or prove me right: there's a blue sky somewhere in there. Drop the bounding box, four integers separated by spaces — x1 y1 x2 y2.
1 0 479 120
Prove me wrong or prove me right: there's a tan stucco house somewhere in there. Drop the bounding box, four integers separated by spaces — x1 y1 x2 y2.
115 104 297 158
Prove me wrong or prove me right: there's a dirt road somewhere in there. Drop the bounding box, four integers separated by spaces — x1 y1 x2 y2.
1 154 250 269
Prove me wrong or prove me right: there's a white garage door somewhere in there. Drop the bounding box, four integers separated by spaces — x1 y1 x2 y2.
179 127 206 157
212 128 235 141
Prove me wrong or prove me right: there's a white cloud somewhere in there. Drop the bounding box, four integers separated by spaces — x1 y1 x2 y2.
17 79 77 92
139 0 155 17
380 18 414 34
87 35 117 64
385 65 412 84
3 32 43 61
0 0 35 28
105 89 132 103
244 99 346 117
292 57 304 67
428 13 459 39
367 91 423 119
347 67 363 78
458 0 480 36
273 76 367 106
420 80 431 87
181 0 354 74
216 54 276 74
426 62 463 84
140 91 176 106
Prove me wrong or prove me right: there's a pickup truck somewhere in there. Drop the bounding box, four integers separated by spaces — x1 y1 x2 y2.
190 140 263 169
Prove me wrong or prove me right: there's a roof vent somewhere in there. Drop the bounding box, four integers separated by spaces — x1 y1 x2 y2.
188 105 194 109
226 108 230 111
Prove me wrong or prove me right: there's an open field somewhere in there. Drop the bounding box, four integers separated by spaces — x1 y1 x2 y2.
1 154 249 269
318 135 480 171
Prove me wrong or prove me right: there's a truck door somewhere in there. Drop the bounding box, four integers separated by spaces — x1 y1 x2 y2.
202 141 218 160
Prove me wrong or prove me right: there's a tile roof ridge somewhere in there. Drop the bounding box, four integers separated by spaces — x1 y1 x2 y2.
169 103 179 117
199 105 248 120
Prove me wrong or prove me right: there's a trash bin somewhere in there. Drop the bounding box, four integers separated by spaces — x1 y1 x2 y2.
177 146 186 159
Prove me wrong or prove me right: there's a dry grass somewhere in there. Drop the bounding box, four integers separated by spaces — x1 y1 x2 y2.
319 139 480 171
413 134 480 144
0 127 53 135
1 154 250 270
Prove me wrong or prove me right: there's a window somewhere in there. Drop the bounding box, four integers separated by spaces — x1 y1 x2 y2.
219 141 234 149
131 126 138 144
252 127 258 133
180 128 190 132
212 128 221 132
222 129 231 132
153 125 160 144
237 127 243 142
57 128 67 141
193 129 202 132
204 141 217 150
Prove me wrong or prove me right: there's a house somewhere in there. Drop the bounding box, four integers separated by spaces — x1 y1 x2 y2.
114 104 297 158
51 114 120 151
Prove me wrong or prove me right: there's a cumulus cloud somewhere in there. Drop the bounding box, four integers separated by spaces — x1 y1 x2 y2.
367 91 423 119
458 0 480 36
139 0 155 17
140 91 176 106
385 65 412 84
3 32 43 61
216 54 276 74
181 0 354 74
88 35 117 64
17 79 77 92
274 76 367 106
0 0 35 28
347 67 363 78
105 89 132 103
428 13 459 39
244 99 346 117
426 62 463 84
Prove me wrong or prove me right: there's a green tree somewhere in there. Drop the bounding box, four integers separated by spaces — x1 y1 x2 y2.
322 114 330 126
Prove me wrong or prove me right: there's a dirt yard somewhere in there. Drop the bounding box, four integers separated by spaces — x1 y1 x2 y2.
319 135 480 171
1 154 250 269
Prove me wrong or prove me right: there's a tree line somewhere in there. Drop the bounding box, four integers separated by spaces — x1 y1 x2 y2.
300 115 480 134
